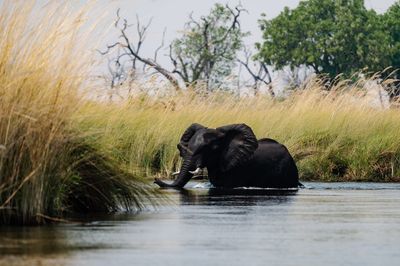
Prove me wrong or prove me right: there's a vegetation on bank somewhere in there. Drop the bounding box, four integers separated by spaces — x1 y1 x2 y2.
1 1 400 226
80 79 400 184
0 2 158 225
104 0 400 97
257 0 400 83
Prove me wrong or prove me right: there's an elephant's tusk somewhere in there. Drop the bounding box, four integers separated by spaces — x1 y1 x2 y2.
189 167 202 175
171 171 180 176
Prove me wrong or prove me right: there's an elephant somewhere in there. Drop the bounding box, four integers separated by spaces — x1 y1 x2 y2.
154 123 300 189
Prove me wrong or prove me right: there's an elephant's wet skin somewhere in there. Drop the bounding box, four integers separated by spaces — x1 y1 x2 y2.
155 123 300 189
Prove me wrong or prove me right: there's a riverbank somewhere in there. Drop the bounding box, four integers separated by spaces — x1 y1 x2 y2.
1 2 400 225
79 82 400 183
0 2 158 225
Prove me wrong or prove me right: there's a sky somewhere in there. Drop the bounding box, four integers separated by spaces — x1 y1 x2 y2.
39 0 395 88
96 0 397 67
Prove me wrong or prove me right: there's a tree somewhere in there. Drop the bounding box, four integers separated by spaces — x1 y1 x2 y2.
102 4 248 92
385 1 400 72
101 11 181 91
256 0 391 80
237 47 274 97
170 4 248 90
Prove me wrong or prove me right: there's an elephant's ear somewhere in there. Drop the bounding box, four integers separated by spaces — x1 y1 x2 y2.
177 123 206 157
216 124 258 172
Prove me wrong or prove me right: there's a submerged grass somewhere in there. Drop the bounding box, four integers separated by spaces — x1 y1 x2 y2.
0 1 158 225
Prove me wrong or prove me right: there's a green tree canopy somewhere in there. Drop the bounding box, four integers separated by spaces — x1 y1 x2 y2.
256 0 391 79
384 1 400 76
170 4 248 89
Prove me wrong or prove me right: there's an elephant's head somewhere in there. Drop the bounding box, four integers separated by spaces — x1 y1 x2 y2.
154 123 258 188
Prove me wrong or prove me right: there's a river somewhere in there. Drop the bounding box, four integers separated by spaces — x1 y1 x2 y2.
1 182 400 266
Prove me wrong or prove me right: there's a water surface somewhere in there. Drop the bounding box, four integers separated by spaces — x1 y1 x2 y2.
1 182 400 266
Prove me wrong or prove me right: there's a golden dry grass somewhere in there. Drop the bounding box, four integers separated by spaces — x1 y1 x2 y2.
78 78 400 182
0 1 157 225
1 0 399 226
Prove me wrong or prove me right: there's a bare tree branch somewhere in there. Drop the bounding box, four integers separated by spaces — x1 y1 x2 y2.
101 4 247 93
100 10 182 91
238 47 274 97
154 27 166 62
169 45 187 82
121 28 181 90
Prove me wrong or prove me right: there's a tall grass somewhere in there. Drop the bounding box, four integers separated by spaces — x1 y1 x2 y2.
1 0 399 226
0 1 157 225
80 78 400 183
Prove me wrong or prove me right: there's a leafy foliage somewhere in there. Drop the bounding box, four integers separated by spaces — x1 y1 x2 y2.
384 1 400 75
170 4 248 89
256 0 392 79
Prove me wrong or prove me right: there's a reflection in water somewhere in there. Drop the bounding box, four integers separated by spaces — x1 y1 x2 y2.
0 227 68 266
1 182 400 266
1 227 67 255
178 187 298 206
0 225 114 265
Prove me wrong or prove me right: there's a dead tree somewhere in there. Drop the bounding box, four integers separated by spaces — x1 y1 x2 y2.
238 47 274 97
101 4 247 93
100 10 181 91
281 66 315 91
169 4 247 91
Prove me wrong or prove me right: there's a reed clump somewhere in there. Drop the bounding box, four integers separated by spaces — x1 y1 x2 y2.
0 1 157 225
1 0 400 226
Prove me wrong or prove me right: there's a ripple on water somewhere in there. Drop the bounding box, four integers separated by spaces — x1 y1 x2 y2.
1 181 400 266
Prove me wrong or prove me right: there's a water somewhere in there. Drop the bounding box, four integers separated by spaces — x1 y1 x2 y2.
1 182 400 266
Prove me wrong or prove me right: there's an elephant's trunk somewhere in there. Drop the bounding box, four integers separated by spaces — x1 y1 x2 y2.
154 156 195 188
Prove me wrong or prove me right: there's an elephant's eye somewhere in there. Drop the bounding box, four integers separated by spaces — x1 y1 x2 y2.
211 144 219 150
193 146 204 155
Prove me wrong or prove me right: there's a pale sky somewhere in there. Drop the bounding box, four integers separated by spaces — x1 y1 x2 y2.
42 0 395 84
97 0 397 67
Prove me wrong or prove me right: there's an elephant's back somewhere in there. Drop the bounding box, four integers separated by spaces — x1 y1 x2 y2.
247 139 298 187
256 138 292 159
211 138 299 188
257 138 280 144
